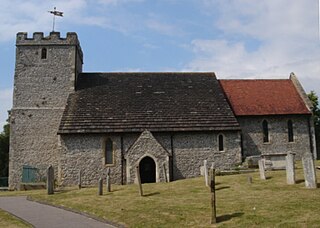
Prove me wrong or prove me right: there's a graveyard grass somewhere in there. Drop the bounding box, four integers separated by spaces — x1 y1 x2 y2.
0 161 320 227
0 209 32 228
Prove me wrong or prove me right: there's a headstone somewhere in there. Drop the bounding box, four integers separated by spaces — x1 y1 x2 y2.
302 154 317 189
258 159 266 180
247 176 253 184
210 168 216 224
286 152 295 184
106 168 111 192
204 160 209 187
78 170 82 189
136 166 143 196
98 178 103 195
47 165 54 195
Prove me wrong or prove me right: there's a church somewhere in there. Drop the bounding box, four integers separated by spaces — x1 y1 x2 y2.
8 32 316 189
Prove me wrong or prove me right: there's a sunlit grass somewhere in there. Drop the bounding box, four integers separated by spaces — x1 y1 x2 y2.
0 161 319 227
0 209 32 228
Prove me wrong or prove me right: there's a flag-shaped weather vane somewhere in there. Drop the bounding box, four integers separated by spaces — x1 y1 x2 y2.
48 7 63 32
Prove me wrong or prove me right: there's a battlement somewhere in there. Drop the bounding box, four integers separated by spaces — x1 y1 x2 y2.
16 32 80 46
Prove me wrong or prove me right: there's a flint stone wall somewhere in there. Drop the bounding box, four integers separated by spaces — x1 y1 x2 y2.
58 131 241 186
9 32 82 189
239 115 312 159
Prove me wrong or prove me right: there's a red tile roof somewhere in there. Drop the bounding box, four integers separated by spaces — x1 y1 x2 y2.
219 79 311 116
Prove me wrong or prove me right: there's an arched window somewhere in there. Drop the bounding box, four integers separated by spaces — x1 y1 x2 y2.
288 120 294 142
41 48 47 59
218 134 224 151
105 139 113 165
262 120 269 143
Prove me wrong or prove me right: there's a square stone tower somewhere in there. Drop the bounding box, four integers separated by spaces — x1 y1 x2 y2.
9 32 83 189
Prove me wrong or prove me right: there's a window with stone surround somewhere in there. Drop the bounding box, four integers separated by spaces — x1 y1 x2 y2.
218 134 224 151
262 120 269 143
41 48 47 59
288 120 294 142
105 138 114 165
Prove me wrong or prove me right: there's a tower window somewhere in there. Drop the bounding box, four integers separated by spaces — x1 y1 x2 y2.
218 134 224 151
262 120 269 143
41 48 47 59
105 138 114 165
288 120 294 142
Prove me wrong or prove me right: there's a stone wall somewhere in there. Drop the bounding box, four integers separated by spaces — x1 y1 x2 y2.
239 115 312 159
58 130 242 186
9 32 82 189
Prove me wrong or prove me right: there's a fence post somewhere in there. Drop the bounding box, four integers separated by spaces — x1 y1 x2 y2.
210 168 216 224
136 166 143 196
106 168 111 192
78 170 82 189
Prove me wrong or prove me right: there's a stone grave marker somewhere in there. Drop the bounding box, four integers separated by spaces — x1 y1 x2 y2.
258 160 266 180
47 165 54 195
286 152 295 185
302 154 317 189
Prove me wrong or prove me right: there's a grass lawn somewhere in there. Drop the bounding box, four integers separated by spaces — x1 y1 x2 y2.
1 161 320 227
0 209 32 228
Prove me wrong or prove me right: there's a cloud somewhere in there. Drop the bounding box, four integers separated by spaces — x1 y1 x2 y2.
0 88 12 128
185 0 320 93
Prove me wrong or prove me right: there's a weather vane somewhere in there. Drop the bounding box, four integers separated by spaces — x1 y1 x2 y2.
48 7 63 32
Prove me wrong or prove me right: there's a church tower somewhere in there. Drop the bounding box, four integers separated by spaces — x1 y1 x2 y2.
9 32 83 189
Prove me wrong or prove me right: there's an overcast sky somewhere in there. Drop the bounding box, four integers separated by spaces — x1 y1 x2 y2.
1 0 320 129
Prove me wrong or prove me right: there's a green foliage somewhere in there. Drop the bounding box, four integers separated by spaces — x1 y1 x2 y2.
308 91 320 126
0 119 9 177
308 91 320 158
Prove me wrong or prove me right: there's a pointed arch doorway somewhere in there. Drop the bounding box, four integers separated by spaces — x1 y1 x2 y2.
139 156 156 183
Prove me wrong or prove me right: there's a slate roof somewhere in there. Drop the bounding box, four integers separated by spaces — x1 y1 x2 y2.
58 72 240 134
219 79 311 116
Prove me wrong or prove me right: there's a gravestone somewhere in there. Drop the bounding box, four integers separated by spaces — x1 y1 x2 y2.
247 176 253 184
204 160 209 187
302 154 317 189
47 165 54 195
98 178 103 195
258 160 266 180
286 152 295 185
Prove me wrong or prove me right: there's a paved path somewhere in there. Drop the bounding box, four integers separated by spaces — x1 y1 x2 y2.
0 196 116 228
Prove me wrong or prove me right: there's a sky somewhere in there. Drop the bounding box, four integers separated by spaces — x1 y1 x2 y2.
1 0 320 129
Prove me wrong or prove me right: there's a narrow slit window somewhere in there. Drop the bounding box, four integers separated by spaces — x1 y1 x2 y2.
262 120 269 143
288 120 294 142
41 48 47 59
105 139 113 165
218 134 224 151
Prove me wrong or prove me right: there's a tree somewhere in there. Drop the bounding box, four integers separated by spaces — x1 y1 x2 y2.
308 91 320 159
0 119 9 177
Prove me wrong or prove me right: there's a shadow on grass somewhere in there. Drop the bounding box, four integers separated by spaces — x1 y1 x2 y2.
143 192 160 197
317 183 320 188
217 212 244 223
216 186 230 191
266 176 272 180
296 179 305 184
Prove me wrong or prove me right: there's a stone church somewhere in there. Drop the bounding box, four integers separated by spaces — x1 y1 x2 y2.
8 32 316 189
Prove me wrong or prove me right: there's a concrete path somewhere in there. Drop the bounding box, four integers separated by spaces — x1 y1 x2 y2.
0 196 116 228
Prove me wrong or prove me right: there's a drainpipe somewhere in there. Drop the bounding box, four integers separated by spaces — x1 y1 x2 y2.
121 136 124 185
170 134 174 181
